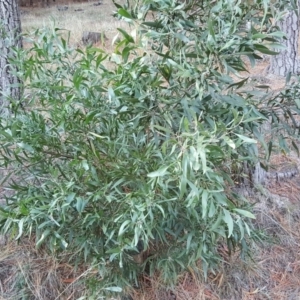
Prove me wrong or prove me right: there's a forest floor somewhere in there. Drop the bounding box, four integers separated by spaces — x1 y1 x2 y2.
19 0 128 51
1 1 300 299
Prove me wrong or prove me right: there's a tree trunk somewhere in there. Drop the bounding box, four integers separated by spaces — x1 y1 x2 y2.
41 0 49 8
0 0 22 117
268 4 299 76
241 161 266 189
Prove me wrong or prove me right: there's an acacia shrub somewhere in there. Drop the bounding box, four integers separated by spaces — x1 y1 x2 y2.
0 0 297 296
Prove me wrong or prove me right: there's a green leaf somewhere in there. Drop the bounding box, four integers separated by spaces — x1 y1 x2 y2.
223 209 233 237
117 28 135 43
237 219 245 240
36 229 51 248
121 46 131 62
268 31 286 38
118 8 133 19
223 136 236 149
153 125 172 134
233 209 256 219
254 44 279 55
179 176 187 199
228 77 248 89
207 18 215 41
111 53 121 64
186 233 193 251
202 190 208 219
76 197 87 213
252 33 268 39
174 33 189 43
155 204 165 218
222 95 245 107
118 220 131 236
292 141 299 156
66 193 76 203
294 98 300 109
73 69 82 90
17 142 34 153
112 0 122 9
54 231 68 249
147 166 169 178
220 39 236 52
82 160 89 170
104 286 123 292
15 219 25 240
208 200 215 218
244 222 251 236
142 21 163 28
235 134 257 144
266 43 286 50
267 141 273 159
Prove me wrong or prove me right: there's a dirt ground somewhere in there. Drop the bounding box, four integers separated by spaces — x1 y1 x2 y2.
20 0 128 50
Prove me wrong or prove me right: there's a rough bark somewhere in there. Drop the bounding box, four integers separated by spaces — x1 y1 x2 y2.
242 158 299 190
268 4 300 76
0 0 22 117
242 162 266 188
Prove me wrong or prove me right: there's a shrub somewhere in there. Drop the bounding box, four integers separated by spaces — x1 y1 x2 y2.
0 0 297 296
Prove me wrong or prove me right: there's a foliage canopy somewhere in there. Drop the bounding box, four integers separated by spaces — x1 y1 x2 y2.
0 0 299 296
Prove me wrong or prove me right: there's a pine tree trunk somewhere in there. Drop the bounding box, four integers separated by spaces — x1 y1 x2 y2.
268 5 299 76
242 161 266 189
0 0 22 117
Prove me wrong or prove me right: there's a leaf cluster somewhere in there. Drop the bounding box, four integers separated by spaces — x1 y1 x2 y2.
0 0 298 296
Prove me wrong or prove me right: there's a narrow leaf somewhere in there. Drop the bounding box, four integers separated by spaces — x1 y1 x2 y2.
235 134 257 144
233 209 256 219
104 286 123 292
147 166 169 178
118 8 133 19
223 209 234 237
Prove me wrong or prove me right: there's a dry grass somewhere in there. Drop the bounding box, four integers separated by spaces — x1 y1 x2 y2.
0 238 89 299
21 0 129 50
